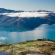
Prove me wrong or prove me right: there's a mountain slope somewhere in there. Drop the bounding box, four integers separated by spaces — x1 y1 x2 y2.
0 8 55 29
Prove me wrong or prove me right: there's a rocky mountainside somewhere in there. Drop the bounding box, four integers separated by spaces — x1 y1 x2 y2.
0 8 55 29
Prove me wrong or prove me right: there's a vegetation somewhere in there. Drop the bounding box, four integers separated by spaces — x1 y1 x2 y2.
0 39 55 55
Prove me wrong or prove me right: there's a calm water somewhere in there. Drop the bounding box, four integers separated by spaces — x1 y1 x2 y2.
0 24 55 43
0 52 10 55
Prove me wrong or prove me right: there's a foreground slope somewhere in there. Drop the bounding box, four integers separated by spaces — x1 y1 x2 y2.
0 39 55 55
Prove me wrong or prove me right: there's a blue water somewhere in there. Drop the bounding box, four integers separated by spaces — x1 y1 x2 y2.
0 24 55 43
0 52 10 55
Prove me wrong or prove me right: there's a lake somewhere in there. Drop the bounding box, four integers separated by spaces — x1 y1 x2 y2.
0 24 55 43
0 52 11 55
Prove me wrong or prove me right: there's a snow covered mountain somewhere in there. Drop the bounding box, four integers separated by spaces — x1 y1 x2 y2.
0 8 55 29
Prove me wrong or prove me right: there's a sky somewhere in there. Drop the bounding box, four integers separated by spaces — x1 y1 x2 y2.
0 0 55 11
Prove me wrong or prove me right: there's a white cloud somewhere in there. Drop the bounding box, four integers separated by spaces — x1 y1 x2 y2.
1 12 48 17
0 37 8 41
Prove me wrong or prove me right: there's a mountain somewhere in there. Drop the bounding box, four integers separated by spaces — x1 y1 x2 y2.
37 10 53 12
0 8 55 29
0 8 24 13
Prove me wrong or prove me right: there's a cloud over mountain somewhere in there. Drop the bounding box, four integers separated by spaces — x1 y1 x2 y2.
2 12 48 17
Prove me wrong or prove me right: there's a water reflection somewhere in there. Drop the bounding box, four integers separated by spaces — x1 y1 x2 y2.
0 24 55 42
0 27 30 32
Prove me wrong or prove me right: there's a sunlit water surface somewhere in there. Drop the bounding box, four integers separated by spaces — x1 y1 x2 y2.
0 24 55 43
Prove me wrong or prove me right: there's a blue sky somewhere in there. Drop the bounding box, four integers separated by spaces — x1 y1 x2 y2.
0 0 55 11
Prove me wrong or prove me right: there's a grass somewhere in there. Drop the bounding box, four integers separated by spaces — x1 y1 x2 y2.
0 39 55 55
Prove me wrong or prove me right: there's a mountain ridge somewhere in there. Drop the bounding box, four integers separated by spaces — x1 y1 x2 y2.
0 8 24 13
0 8 55 29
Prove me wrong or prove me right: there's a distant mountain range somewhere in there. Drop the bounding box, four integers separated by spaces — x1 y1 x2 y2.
0 8 55 29
0 8 24 13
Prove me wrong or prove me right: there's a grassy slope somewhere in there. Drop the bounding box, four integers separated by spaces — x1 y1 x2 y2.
0 40 55 55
